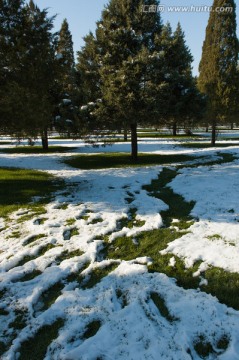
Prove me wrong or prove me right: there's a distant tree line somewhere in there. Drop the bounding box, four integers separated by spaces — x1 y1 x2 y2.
0 0 238 157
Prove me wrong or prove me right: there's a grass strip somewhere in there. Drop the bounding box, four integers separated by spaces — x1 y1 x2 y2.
83 320 101 339
18 318 64 360
0 167 64 218
34 282 65 313
150 292 177 323
64 153 194 170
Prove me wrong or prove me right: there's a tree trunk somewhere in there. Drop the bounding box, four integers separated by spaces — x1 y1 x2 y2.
41 128 49 151
172 121 177 136
231 122 234 130
124 124 128 141
130 123 138 161
205 125 209 133
211 120 216 146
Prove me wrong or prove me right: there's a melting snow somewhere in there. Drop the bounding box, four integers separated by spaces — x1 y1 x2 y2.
0 136 239 359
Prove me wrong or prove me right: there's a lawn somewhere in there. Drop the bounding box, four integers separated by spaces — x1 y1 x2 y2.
0 167 64 218
64 152 195 169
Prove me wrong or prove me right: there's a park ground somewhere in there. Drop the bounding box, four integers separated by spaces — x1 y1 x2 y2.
0 129 239 359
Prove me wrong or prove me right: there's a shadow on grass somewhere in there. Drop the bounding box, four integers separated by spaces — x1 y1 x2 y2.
18 318 64 360
105 166 239 311
64 153 194 170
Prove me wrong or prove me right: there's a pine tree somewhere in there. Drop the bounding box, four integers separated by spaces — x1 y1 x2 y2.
0 0 58 149
0 0 26 130
157 22 204 135
87 0 163 160
24 0 58 149
76 32 100 105
198 0 238 145
55 18 77 135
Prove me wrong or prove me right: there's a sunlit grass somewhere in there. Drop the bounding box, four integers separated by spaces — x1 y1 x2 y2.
0 167 64 218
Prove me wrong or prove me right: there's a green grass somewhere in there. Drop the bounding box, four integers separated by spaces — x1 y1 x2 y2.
15 255 36 268
207 234 222 241
116 289 128 308
201 267 239 310
7 230 21 239
150 292 177 323
35 282 65 313
55 249 84 264
143 168 195 227
14 244 55 268
104 165 239 310
65 218 76 226
23 234 46 246
66 261 91 284
104 167 197 290
89 218 104 225
63 227 79 240
193 333 230 359
17 211 47 224
83 263 119 289
17 270 42 282
193 335 215 359
83 320 101 339
55 203 68 210
18 318 64 360
0 167 64 218
216 335 230 350
0 146 76 154
64 153 194 170
116 207 145 229
9 308 28 330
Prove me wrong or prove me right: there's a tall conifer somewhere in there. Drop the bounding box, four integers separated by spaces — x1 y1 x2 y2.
89 0 163 160
55 19 77 135
0 0 58 149
198 0 238 144
159 22 203 135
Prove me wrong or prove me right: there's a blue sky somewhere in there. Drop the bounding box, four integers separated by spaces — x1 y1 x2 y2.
35 0 239 75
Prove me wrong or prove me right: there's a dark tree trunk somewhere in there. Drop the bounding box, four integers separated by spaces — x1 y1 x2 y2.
172 121 177 136
41 128 49 151
205 125 209 133
124 124 128 141
130 123 138 161
231 122 234 130
211 120 216 146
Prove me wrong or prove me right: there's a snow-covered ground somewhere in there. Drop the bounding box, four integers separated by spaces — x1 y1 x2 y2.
0 135 239 359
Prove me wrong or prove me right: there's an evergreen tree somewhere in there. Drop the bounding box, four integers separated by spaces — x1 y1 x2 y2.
55 18 77 135
0 0 58 149
76 32 100 106
75 32 103 139
198 0 238 145
84 0 163 160
0 0 26 131
159 22 204 135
